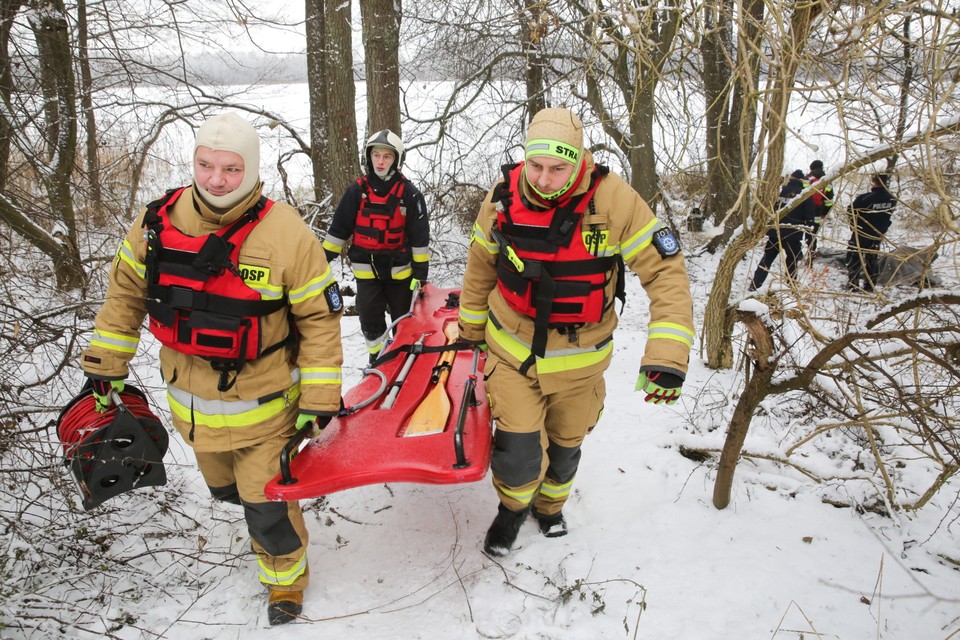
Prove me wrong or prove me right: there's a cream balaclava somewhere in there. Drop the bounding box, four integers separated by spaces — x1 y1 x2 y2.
523 107 585 200
193 112 260 210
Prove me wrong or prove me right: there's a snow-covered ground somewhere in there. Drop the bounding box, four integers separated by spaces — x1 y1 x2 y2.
8 241 958 639
3 81 959 639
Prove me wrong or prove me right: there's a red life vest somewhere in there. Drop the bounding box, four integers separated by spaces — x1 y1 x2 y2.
142 188 288 390
492 163 620 372
809 176 824 207
494 163 616 323
352 176 407 252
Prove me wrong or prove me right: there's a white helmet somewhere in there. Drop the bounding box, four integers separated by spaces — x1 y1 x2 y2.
364 129 404 181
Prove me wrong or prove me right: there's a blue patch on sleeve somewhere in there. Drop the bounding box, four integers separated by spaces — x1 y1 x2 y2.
652 228 680 258
324 282 343 312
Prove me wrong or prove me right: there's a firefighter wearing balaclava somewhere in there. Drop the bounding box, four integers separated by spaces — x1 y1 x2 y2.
457 107 694 556
323 129 430 364
80 112 344 625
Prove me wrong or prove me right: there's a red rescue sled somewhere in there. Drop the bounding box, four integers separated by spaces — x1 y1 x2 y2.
264 284 492 500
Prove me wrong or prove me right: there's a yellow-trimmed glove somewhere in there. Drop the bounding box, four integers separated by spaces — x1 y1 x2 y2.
410 278 422 291
90 378 125 413
295 413 315 430
296 412 334 433
635 371 683 405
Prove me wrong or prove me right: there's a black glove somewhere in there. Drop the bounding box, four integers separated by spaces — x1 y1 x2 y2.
324 249 339 264
412 263 429 282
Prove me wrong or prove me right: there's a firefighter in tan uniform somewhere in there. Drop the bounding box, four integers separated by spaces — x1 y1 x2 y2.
80 113 344 624
457 108 694 556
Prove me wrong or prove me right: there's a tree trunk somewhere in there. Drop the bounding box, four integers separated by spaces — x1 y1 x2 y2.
324 0 360 202
712 311 775 509
702 0 764 253
703 2 822 369
76 0 102 212
575 0 681 211
27 0 84 290
360 0 402 136
0 0 25 189
886 14 914 173
305 0 331 207
519 0 546 122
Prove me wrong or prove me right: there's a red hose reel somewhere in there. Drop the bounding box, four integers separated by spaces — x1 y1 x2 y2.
56 382 168 511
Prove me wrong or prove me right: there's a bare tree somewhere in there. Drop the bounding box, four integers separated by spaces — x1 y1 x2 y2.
700 0 764 249
518 0 549 121
305 0 332 207
360 0 402 135
323 0 360 201
542 0 683 207
701 0 824 369
0 0 24 189
0 0 85 291
75 0 102 213
711 295 960 513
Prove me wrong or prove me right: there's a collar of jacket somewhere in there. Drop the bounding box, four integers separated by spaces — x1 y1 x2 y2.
365 172 401 196
518 149 597 211
191 182 264 226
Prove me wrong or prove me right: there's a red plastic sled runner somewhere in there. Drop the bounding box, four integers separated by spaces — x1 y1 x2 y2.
264 284 492 501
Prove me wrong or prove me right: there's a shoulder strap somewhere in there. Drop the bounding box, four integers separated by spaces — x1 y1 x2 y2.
142 187 187 229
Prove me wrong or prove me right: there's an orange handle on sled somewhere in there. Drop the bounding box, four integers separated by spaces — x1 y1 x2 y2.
403 322 459 437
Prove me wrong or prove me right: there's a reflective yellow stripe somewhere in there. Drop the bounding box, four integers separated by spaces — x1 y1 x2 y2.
648 322 694 347
471 222 498 254
322 236 346 254
458 306 488 326
351 262 412 280
525 138 579 164
411 246 429 262
536 341 613 375
391 265 412 280
488 315 613 375
246 282 284 300
500 485 536 504
117 240 145 279
365 329 389 355
167 383 300 429
90 329 139 354
354 264 376 280
290 268 335 305
258 551 307 587
621 219 665 260
539 478 573 499
300 367 341 386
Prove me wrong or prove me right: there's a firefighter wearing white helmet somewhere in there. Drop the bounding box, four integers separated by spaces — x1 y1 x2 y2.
323 129 431 363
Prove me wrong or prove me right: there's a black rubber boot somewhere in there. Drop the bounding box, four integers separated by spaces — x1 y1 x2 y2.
267 591 303 626
532 508 568 538
483 504 528 557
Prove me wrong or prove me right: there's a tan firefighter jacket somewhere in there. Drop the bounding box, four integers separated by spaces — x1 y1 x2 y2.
80 184 343 451
458 151 694 395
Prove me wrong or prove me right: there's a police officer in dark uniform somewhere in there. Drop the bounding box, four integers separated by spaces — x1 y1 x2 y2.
749 170 816 291
846 173 896 292
805 159 834 256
